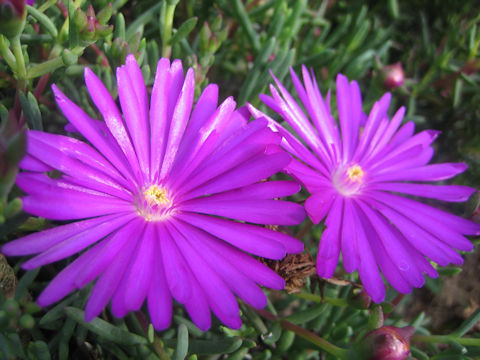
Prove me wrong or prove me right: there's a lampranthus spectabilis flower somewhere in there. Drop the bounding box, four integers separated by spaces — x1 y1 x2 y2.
248 67 480 302
2 55 306 330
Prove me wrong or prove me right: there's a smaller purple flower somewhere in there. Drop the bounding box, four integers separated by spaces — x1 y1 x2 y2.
249 67 480 302
2 55 306 330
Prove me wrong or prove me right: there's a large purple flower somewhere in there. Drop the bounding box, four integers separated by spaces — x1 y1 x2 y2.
2 55 306 330
249 67 480 302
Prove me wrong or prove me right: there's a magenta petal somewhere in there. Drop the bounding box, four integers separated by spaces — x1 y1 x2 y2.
337 74 360 163
159 224 192 303
25 133 133 199
36 241 107 306
353 93 391 161
304 191 336 224
356 201 425 288
179 212 292 258
372 191 480 238
147 230 173 330
354 202 413 294
117 62 150 179
183 151 291 199
21 213 135 270
174 96 235 173
371 182 475 202
121 224 155 311
300 67 340 157
2 213 121 256
28 129 124 186
74 218 146 288
22 193 132 220
166 223 241 326
194 181 300 202
171 219 267 309
110 227 151 318
149 58 171 181
19 154 53 172
373 163 468 183
175 218 285 289
351 203 385 303
364 106 406 161
316 197 343 277
85 235 139 321
51 84 135 182
184 276 211 331
367 196 467 265
182 84 219 140
159 68 195 180
180 198 305 226
84 67 141 180
341 200 359 273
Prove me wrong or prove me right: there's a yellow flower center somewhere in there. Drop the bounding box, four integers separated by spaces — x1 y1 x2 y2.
137 185 173 221
333 164 365 197
144 185 171 207
346 164 364 183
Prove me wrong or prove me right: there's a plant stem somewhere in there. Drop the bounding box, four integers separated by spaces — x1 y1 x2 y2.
256 308 348 359
162 1 177 57
27 56 63 79
10 36 27 90
0 36 17 71
294 292 349 307
412 334 480 346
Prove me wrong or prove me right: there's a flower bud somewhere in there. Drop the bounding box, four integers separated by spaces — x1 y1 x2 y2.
361 326 415 360
0 0 27 38
381 62 405 90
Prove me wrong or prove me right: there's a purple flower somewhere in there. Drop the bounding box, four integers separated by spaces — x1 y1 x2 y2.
2 55 306 330
249 67 480 302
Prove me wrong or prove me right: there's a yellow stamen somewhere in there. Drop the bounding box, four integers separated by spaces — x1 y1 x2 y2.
346 164 364 183
144 185 170 206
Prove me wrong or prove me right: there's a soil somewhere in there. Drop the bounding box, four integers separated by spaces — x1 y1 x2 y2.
405 248 480 333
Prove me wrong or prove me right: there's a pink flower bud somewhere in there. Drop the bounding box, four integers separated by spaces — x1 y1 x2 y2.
362 326 415 360
0 0 27 38
382 62 405 89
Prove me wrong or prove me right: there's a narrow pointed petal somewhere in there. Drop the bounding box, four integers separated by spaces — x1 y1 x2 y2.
166 223 241 327
2 213 121 256
37 240 107 306
147 236 173 330
341 200 360 273
183 151 291 200
304 191 336 224
159 68 195 180
316 197 343 277
117 61 150 179
84 68 141 180
115 224 154 311
21 193 132 220
172 219 267 309
178 212 291 258
22 213 135 269
74 218 146 288
85 236 139 321
371 182 475 202
51 84 135 182
175 218 285 289
159 224 192 303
